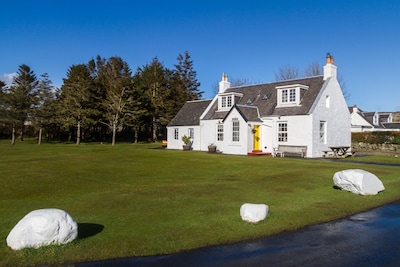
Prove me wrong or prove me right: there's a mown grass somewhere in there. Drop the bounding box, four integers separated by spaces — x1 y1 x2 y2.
1 140 400 266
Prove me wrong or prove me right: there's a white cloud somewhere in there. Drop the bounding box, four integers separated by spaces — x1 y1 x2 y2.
1 72 17 86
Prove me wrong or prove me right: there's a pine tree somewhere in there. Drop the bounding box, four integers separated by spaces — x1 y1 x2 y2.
174 51 202 101
34 73 56 144
6 64 39 144
134 58 170 141
58 64 97 144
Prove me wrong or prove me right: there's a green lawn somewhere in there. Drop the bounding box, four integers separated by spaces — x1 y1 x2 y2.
1 141 400 266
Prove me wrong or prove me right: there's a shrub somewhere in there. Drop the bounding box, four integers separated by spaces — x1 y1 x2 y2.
352 131 400 145
181 135 191 145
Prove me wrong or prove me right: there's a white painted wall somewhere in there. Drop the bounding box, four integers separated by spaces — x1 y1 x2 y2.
310 77 351 157
217 108 250 155
167 125 201 150
200 119 218 150
260 120 274 153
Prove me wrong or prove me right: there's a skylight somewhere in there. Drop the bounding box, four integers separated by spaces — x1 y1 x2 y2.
262 93 270 100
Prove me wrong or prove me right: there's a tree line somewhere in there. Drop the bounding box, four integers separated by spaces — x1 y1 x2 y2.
0 51 202 145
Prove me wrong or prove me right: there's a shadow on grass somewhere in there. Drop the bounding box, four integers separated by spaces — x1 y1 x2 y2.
78 223 104 239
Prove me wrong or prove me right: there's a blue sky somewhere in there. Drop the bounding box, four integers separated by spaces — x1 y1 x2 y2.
1 0 399 111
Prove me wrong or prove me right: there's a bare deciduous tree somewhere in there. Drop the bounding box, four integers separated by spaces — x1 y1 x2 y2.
304 62 323 77
274 65 299 81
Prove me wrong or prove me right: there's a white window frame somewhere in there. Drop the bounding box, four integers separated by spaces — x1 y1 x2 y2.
289 88 296 102
325 95 330 108
232 118 240 142
174 128 179 140
320 121 326 143
218 93 242 111
227 95 232 107
220 95 233 108
217 124 224 141
388 114 393 123
373 113 379 125
188 128 194 139
221 96 227 108
276 84 308 107
278 122 288 142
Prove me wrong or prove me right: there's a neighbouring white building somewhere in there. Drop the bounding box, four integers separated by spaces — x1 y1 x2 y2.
349 105 400 132
167 54 351 158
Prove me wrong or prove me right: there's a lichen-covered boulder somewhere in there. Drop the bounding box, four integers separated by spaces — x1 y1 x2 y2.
333 169 385 195
6 208 78 250
240 203 269 223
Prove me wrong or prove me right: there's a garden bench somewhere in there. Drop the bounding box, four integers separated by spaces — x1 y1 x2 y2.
276 145 307 158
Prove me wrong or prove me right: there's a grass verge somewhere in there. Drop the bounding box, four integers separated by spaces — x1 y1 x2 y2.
1 141 400 266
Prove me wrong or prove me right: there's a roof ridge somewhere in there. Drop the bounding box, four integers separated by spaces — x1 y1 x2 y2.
229 75 323 89
187 99 212 103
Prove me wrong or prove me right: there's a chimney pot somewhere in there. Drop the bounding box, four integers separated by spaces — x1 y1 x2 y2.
326 53 334 64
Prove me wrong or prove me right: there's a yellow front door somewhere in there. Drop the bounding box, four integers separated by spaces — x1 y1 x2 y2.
253 125 260 151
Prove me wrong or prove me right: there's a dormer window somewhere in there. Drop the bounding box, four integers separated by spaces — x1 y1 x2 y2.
281 88 296 103
218 92 242 111
388 113 393 123
276 84 309 107
373 113 379 126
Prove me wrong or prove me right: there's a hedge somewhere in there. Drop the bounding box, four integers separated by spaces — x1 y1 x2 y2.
352 131 400 145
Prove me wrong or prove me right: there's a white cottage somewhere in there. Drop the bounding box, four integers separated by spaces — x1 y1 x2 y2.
167 54 351 158
349 105 400 132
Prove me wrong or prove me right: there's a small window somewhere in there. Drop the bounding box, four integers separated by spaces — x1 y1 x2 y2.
373 113 379 126
188 128 194 139
217 124 224 141
388 114 393 123
277 85 306 106
278 122 288 142
246 98 254 104
262 93 270 100
289 89 296 102
232 119 240 142
326 95 330 108
220 95 233 109
319 121 326 143
281 89 296 103
174 128 179 140
221 97 227 108
227 96 232 107
282 89 288 103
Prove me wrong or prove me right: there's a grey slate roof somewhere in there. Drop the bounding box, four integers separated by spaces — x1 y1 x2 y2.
202 76 325 120
168 99 212 126
383 123 400 129
223 105 262 122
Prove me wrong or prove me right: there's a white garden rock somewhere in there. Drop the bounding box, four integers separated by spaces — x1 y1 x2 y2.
240 203 269 223
6 208 78 250
333 169 385 196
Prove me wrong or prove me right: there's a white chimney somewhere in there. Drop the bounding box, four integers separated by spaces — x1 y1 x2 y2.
218 73 230 93
323 53 337 80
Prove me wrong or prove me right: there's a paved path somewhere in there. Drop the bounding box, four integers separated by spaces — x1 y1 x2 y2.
77 201 400 267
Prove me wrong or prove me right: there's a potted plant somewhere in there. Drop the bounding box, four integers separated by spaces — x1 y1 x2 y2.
208 143 217 153
182 135 192 150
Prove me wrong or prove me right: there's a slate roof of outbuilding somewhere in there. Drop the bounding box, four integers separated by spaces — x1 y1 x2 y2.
383 123 400 129
202 76 325 120
168 99 212 126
